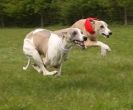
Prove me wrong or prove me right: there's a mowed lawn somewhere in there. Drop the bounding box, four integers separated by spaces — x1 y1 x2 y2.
0 25 133 110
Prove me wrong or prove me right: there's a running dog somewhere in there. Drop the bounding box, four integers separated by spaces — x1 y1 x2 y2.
23 28 87 76
72 17 112 56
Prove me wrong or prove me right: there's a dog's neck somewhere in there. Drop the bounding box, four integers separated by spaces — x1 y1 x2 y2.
60 38 72 53
90 21 95 32
54 28 70 37
54 28 73 52
88 20 99 37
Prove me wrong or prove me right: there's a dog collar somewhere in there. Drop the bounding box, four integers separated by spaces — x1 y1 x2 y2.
84 17 98 34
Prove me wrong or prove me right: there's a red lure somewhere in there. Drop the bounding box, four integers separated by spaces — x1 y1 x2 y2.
84 17 98 34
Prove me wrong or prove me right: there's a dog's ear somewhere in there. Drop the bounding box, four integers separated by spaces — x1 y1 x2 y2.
91 20 95 24
61 32 67 39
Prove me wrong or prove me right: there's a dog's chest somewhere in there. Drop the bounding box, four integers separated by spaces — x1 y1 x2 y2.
50 49 66 66
47 34 68 66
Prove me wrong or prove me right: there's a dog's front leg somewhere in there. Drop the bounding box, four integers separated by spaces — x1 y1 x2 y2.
85 40 111 56
97 41 111 56
41 57 59 76
55 64 62 77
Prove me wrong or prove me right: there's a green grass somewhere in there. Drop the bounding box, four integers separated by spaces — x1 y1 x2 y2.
0 25 133 110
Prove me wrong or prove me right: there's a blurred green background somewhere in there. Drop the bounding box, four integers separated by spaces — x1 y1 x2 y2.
0 0 133 27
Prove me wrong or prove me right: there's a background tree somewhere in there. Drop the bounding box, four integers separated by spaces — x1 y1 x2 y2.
33 0 60 27
0 0 6 27
117 0 133 25
0 0 132 27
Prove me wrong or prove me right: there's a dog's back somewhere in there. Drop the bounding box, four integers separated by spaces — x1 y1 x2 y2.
71 19 85 30
24 29 51 55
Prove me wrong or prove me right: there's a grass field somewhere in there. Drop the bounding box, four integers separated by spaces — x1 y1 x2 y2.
0 25 133 110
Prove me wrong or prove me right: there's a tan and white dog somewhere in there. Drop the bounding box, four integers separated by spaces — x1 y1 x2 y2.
23 28 87 76
72 17 112 56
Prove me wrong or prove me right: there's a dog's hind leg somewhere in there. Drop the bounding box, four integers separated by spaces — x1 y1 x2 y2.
23 57 31 70
32 64 42 73
31 50 57 76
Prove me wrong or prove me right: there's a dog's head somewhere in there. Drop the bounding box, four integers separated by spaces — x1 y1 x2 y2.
94 20 112 38
62 28 87 48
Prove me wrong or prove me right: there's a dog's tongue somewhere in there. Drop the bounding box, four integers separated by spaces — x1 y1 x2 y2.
80 42 85 48
80 42 84 46
74 40 85 48
81 42 85 49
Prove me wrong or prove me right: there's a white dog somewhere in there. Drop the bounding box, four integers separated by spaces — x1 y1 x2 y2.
72 17 112 56
23 28 87 76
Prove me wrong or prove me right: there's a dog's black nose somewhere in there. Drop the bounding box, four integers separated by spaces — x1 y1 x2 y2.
83 36 87 41
109 32 112 35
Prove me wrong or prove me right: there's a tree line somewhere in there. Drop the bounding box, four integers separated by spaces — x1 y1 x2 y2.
0 0 133 27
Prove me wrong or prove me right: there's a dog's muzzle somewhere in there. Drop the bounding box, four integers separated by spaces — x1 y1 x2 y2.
83 36 87 41
102 32 112 38
109 32 112 36
73 36 87 48
73 40 84 48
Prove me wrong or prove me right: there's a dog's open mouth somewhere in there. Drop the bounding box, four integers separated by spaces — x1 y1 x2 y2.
102 33 110 38
73 40 85 47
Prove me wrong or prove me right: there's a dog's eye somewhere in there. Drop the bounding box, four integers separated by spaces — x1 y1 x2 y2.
100 25 104 28
72 31 77 36
81 31 83 34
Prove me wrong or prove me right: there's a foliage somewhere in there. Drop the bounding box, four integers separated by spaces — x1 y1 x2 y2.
0 0 132 27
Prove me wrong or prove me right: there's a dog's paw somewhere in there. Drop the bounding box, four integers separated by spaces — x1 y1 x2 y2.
52 71 58 75
104 44 111 51
54 72 62 77
101 44 111 56
43 70 58 76
23 66 27 70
